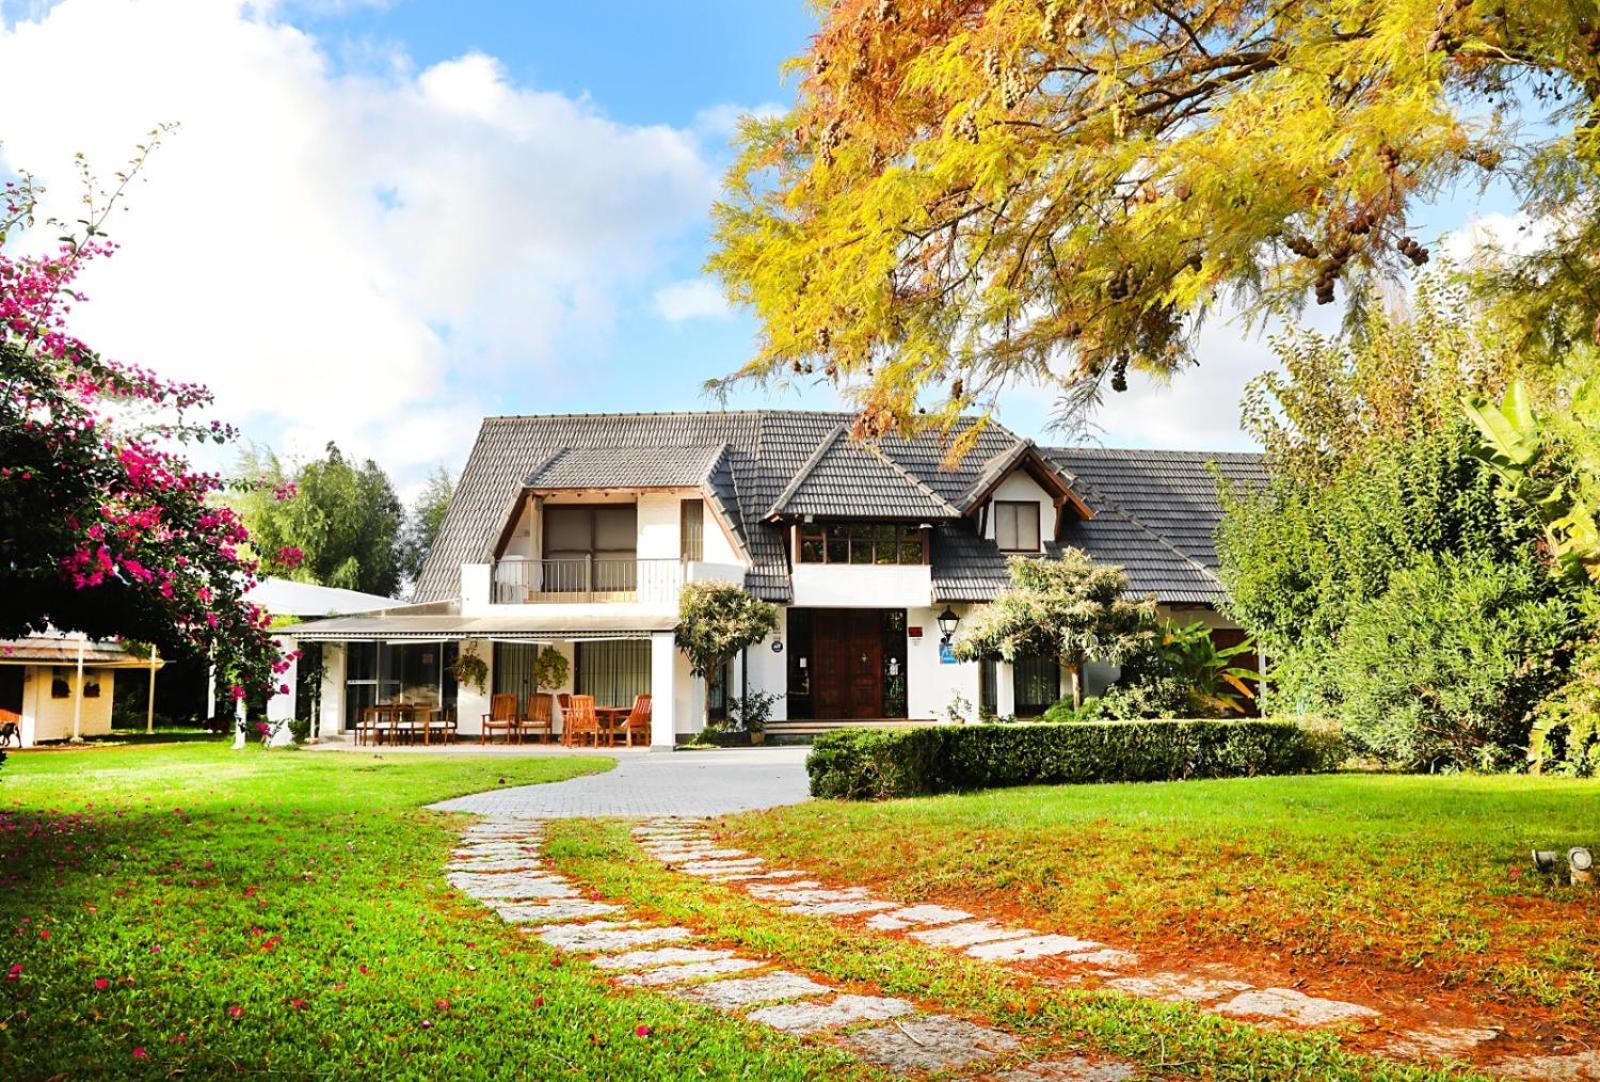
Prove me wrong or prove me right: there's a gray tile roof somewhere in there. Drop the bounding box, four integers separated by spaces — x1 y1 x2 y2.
413 409 1264 607
768 425 960 520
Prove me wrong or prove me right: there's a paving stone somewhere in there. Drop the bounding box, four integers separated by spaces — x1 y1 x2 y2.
783 898 900 917
672 971 831 1009
910 921 1035 948
1102 972 1251 1003
447 873 578 899
990 1055 1139 1081
677 859 769 876
591 947 738 971
447 857 547 874
722 869 809 883
452 844 540 861
752 886 871 904
649 848 750 861
1212 987 1379 1026
494 899 623 924
965 934 1102 961
1063 948 1140 969
746 994 915 1035
747 880 822 896
1384 1026 1501 1059
534 922 695 952
841 1015 1021 1072
615 957 766 986
866 904 974 931
1490 1051 1600 1081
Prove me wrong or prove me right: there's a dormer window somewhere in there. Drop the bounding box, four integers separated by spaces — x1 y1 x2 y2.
993 500 1041 552
797 523 927 565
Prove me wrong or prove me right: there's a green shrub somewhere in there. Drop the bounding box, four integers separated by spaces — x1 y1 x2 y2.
1322 553 1571 772
1530 638 1600 777
288 717 313 743
806 720 1343 800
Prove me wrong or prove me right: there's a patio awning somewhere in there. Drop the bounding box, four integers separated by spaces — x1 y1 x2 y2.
281 610 677 642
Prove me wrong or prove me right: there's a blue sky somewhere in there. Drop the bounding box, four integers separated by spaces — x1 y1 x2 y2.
0 0 1523 493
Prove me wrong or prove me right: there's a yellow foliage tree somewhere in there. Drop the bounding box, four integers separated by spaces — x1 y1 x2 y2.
710 0 1600 442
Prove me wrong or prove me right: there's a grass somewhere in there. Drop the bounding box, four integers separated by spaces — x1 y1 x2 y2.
718 773 1600 1032
0 742 868 1080
546 819 1488 1082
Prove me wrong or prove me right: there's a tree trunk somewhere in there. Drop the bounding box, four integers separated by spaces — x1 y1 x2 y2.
1070 662 1083 710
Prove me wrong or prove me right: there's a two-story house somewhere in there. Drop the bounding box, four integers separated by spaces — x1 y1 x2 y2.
279 411 1265 745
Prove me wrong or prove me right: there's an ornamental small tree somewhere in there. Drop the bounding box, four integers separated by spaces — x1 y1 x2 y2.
675 581 779 730
0 147 285 726
954 551 1156 709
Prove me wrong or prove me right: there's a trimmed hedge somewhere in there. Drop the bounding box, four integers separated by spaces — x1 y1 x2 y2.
806 720 1343 800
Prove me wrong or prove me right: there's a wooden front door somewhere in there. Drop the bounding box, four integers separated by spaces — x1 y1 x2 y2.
812 610 884 719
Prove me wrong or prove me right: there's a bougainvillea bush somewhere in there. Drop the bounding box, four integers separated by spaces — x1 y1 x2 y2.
0 165 283 705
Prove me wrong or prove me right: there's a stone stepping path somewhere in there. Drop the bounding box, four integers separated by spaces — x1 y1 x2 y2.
446 816 1149 1080
631 818 1566 1077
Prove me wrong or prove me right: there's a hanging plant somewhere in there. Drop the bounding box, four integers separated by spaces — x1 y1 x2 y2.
532 648 569 693
450 642 489 694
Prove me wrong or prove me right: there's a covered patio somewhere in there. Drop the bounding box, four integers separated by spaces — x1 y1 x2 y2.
279 608 696 749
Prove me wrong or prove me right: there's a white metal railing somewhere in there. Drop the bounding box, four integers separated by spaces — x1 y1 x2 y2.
492 557 683 604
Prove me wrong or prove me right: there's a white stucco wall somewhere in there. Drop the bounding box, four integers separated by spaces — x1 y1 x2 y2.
20 666 114 744
636 493 680 560
790 564 934 609
905 604 981 720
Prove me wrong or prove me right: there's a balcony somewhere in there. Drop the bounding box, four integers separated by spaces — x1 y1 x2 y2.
491 557 684 605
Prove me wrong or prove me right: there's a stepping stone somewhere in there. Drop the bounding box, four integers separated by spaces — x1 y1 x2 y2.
911 921 1035 948
495 899 623 924
453 844 540 860
1490 1050 1600 1081
672 971 830 1009
534 922 694 952
447 858 546 873
615 957 765 986
747 880 822 896
591 947 738 971
992 1056 1139 1081
1385 1025 1501 1059
678 859 769 876
753 887 871 904
866 904 974 931
1212 987 1379 1026
966 934 1102 961
447 874 577 899
784 898 899 917
747 994 915 1035
1064 948 1140 969
1102 972 1251 1003
742 870 808 882
841 1015 1020 1072
650 848 750 861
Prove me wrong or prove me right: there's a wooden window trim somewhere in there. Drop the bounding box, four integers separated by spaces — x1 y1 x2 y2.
794 522 929 565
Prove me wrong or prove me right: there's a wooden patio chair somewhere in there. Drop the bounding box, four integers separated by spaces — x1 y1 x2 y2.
437 707 459 744
556 693 573 745
565 695 599 748
520 693 554 744
480 693 519 745
623 693 652 748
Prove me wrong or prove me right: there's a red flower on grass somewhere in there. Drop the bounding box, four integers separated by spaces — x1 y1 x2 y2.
635 1025 652 1038
132 1047 149 1060
227 1005 244 1019
6 964 21 981
289 998 308 1010
434 999 450 1010
94 977 110 990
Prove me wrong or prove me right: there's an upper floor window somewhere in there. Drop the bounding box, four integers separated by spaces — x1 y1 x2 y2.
994 500 1041 552
680 499 704 562
544 505 636 559
797 523 926 565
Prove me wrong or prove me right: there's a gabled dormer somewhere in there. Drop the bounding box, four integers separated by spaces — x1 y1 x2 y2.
958 440 1095 553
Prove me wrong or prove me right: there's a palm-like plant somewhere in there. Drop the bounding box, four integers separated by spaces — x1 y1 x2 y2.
1158 622 1261 717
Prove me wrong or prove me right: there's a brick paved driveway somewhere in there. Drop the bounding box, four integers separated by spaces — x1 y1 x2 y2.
429 747 812 818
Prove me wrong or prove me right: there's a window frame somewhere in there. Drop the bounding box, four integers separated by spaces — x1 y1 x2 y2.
993 500 1042 553
795 522 928 565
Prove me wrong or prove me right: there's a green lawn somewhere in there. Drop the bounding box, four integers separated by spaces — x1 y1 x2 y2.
0 743 867 1081
719 774 1600 1034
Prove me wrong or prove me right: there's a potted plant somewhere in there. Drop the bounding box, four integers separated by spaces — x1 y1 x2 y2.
727 689 781 745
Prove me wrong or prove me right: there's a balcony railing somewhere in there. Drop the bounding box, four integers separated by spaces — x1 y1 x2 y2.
492 557 683 605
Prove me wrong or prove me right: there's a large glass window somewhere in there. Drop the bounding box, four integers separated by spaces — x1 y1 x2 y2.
575 640 651 706
543 505 638 593
493 642 541 703
994 501 1041 552
796 523 926 565
343 641 458 729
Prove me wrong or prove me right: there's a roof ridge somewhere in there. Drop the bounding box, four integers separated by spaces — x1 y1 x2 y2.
1044 445 1265 460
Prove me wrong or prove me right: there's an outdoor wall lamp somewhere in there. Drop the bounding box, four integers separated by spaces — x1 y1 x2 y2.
937 607 960 643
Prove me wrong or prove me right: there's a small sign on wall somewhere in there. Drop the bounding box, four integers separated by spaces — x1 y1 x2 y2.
938 642 957 665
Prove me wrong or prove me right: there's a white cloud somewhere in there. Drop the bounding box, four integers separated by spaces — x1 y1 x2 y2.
0 0 720 480
652 277 731 322
1442 210 1558 264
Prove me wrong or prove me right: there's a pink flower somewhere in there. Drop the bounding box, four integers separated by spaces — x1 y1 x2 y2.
94 977 110 990
227 1005 244 1019
289 998 308 1010
132 1047 149 1060
5 963 21 980
435 999 450 1010
533 996 544 1007
635 1025 652 1038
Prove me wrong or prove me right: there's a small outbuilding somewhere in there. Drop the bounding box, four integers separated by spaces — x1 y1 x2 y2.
0 634 166 748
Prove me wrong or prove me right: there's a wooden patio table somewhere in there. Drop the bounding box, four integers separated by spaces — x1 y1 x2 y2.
595 706 631 748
